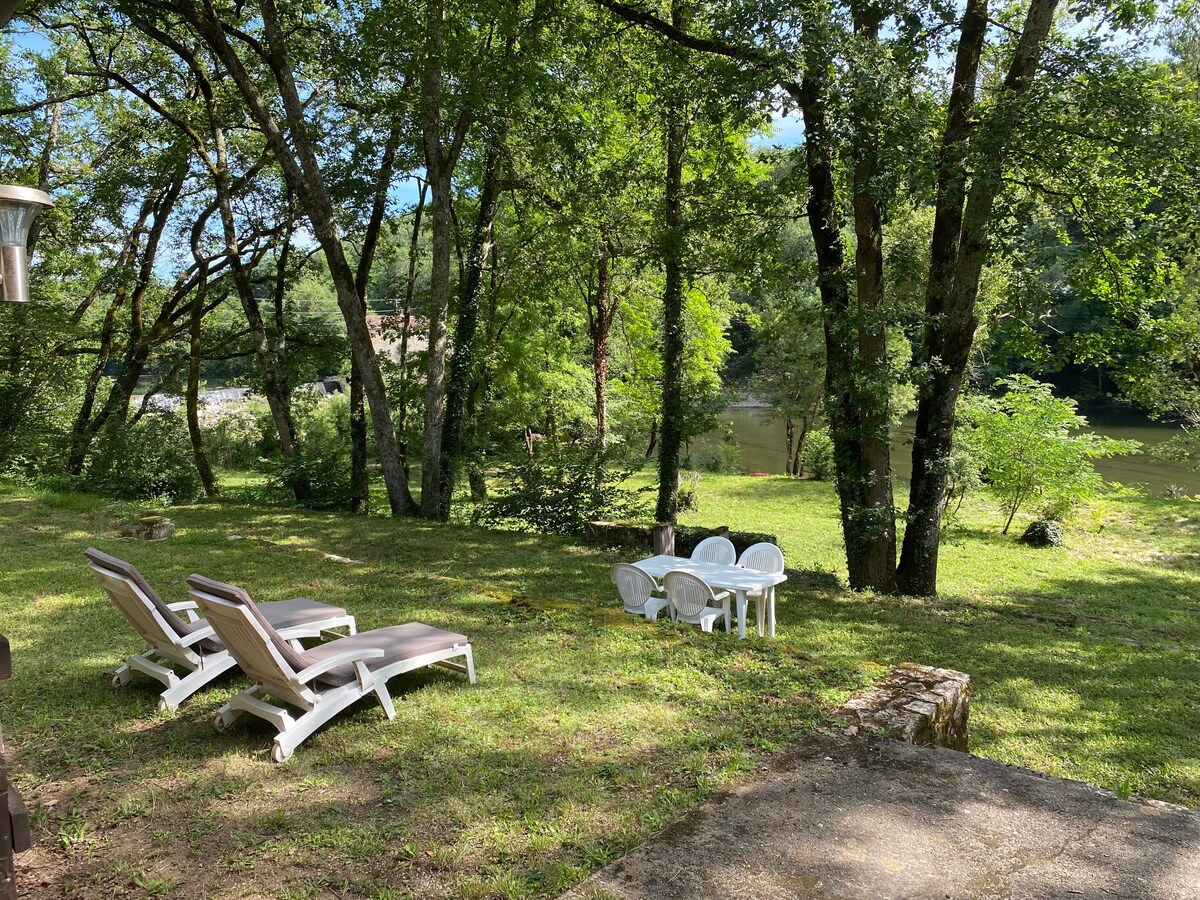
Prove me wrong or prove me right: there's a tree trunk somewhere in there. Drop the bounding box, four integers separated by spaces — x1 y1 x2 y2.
847 5 896 589
66 163 185 472
185 285 220 496
438 135 503 519
176 0 413 515
896 0 1059 595
417 0 472 519
655 9 689 524
786 3 898 592
395 183 428 501
586 240 620 449
349 121 405 516
210 148 308 501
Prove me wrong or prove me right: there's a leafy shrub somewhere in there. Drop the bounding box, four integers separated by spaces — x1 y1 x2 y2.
81 412 202 504
801 428 836 481
0 373 75 480
677 471 702 513
202 399 278 469
958 376 1141 533
256 396 355 510
673 526 778 558
475 448 649 536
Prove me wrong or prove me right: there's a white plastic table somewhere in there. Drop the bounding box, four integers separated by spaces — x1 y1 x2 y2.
631 555 787 639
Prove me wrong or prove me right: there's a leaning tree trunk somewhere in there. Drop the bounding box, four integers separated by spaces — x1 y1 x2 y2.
896 0 1059 595
67 164 186 473
175 0 414 516
349 120 405 516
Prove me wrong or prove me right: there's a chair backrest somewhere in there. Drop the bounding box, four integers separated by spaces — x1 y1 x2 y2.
84 548 200 663
186 575 316 705
664 571 717 622
691 536 735 566
738 542 784 575
611 564 656 614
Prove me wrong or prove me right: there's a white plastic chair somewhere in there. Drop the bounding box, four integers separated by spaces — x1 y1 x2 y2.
611 564 672 621
691 536 736 566
738 542 785 636
664 571 730 634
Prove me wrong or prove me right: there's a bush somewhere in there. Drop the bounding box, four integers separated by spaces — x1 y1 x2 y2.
81 412 202 504
256 396 355 510
202 399 278 469
959 376 1141 533
673 526 778 558
476 448 649 536
802 428 836 481
677 471 702 513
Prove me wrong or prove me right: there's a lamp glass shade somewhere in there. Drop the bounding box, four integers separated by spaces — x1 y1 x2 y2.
0 186 53 304
0 186 53 245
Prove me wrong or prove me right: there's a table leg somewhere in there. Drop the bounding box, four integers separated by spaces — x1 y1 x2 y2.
756 592 765 636
736 591 747 640
768 587 776 637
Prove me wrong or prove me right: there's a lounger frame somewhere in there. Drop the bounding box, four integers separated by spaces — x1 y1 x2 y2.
88 561 355 712
190 586 475 762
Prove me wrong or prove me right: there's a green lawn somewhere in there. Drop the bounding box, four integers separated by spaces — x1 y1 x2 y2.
0 475 1197 898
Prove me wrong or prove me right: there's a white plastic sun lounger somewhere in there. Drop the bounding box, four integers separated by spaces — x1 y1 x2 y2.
85 548 355 712
187 574 476 762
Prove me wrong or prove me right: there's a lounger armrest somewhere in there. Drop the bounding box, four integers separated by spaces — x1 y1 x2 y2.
294 648 384 684
167 600 202 623
177 625 218 647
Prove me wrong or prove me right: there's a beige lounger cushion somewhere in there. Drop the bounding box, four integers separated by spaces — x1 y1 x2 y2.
302 624 470 687
185 574 341 670
85 547 206 642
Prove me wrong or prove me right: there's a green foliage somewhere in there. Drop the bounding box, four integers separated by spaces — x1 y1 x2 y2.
801 428 836 481
80 412 202 504
259 397 356 510
958 377 1141 533
672 526 778 558
201 399 279 469
476 448 649 536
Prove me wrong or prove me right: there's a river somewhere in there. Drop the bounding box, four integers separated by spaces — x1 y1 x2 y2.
696 406 1200 496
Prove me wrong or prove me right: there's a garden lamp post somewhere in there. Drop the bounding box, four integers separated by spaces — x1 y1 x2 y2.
0 185 53 304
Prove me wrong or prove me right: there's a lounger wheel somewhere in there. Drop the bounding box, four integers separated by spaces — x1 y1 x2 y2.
271 742 292 763
156 696 175 713
214 710 237 733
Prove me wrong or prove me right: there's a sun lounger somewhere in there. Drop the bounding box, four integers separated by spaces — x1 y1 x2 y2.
187 574 476 761
85 548 355 712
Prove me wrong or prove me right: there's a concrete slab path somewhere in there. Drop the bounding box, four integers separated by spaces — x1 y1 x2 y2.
564 736 1200 900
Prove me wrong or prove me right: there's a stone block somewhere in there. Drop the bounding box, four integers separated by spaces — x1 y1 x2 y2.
834 663 970 751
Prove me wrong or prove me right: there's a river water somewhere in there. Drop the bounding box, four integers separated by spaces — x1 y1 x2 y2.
698 407 1200 496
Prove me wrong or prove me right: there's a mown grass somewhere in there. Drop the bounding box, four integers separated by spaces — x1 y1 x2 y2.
1 473 1198 898
672 473 1200 805
0 481 851 899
